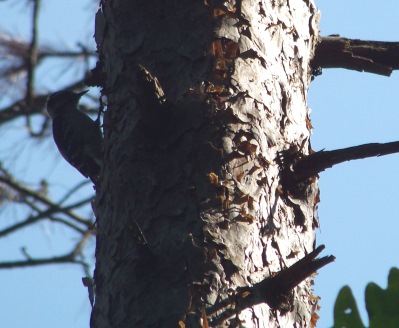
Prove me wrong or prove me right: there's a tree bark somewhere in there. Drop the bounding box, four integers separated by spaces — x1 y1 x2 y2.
92 1 324 327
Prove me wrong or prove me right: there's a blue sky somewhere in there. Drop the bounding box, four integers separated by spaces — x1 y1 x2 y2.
0 1 398 327
310 1 399 327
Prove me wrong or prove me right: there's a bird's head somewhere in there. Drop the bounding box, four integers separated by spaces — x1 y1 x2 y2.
47 90 88 119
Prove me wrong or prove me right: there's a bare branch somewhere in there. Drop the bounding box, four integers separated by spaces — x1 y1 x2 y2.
293 141 399 181
48 216 88 234
0 32 96 85
58 180 91 205
63 196 95 211
278 140 399 193
0 201 91 237
26 0 40 106
0 230 94 269
208 246 335 325
0 165 93 227
312 36 399 76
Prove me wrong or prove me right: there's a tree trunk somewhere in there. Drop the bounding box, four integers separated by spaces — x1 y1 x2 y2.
92 0 322 327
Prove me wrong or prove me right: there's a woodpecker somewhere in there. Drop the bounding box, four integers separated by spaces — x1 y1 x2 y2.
47 90 103 183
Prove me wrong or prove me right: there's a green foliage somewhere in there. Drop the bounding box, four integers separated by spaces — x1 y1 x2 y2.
366 268 399 327
333 285 365 328
333 268 399 328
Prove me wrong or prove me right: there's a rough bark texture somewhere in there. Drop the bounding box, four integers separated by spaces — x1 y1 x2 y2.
92 1 321 327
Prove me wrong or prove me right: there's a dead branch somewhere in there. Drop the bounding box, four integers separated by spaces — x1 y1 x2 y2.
207 245 334 326
312 36 399 76
293 141 399 181
0 165 93 228
0 229 94 269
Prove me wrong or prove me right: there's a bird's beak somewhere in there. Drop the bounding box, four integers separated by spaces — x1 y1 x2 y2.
77 90 89 98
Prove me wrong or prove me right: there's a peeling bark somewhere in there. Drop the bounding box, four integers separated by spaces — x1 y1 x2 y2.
92 1 327 327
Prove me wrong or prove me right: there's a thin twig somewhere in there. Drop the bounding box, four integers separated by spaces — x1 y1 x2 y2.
25 0 41 136
0 229 94 269
58 180 91 205
0 166 92 226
